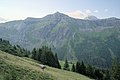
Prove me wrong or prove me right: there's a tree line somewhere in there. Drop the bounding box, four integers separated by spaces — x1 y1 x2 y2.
0 38 30 57
0 38 61 69
63 58 120 80
0 38 120 79
31 46 61 69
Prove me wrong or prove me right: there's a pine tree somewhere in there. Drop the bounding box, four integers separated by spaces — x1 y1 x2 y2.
63 59 70 71
32 48 37 60
40 46 61 69
45 50 55 67
36 48 42 61
116 64 120 79
0 38 2 41
71 64 75 72
110 58 120 80
76 61 81 73
80 61 86 75
104 70 110 80
94 69 103 80
55 53 61 69
86 64 94 78
40 46 49 65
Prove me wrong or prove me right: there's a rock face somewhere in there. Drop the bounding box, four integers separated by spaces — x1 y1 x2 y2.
0 12 120 68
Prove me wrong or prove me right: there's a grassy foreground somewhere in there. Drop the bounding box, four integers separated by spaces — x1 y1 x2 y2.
0 51 92 80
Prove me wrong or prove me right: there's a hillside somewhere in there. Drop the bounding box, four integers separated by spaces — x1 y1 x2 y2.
0 12 120 68
0 50 91 80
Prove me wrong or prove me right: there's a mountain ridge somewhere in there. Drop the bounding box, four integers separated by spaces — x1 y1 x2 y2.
23 12 120 21
0 12 120 68
1 12 119 24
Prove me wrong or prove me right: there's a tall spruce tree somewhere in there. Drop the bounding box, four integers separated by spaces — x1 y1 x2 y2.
37 48 42 61
116 64 120 79
110 58 120 80
40 49 47 65
76 61 81 73
32 48 37 60
45 50 55 67
94 69 103 80
71 64 75 72
55 53 61 69
38 46 61 69
104 70 110 80
63 59 70 71
86 64 94 78
80 61 86 75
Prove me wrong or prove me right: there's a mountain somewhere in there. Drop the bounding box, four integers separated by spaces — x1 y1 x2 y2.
0 50 91 80
84 15 98 20
0 17 7 23
0 12 120 68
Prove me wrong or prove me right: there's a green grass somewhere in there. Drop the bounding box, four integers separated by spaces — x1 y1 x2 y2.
0 51 92 80
59 60 73 70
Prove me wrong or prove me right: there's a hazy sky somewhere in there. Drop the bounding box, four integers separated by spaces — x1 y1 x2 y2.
0 0 120 20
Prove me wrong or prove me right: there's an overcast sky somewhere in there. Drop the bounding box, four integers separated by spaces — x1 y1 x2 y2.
0 0 120 20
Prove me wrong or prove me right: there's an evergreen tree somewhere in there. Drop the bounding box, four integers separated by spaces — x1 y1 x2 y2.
0 38 29 57
39 46 61 69
46 51 54 66
13 45 17 50
110 58 120 80
94 69 103 80
24 49 29 57
104 70 110 80
76 61 81 73
0 38 2 41
32 48 37 60
86 64 94 78
63 59 70 71
116 64 120 79
40 51 47 65
71 64 75 72
80 61 86 75
55 53 61 69
37 48 42 61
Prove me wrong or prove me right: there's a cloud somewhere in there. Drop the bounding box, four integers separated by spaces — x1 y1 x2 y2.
66 10 92 19
104 9 108 12
85 9 91 14
94 10 99 13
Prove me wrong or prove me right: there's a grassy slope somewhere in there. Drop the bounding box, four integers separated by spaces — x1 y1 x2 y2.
0 51 92 80
59 60 73 70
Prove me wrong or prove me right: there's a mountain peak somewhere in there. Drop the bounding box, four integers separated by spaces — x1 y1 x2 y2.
52 12 68 17
43 12 69 20
84 15 98 20
54 11 61 14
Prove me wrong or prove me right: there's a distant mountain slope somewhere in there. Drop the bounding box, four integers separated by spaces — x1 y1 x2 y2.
0 12 120 68
0 51 91 80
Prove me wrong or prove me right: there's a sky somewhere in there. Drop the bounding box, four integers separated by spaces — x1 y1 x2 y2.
0 0 120 21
